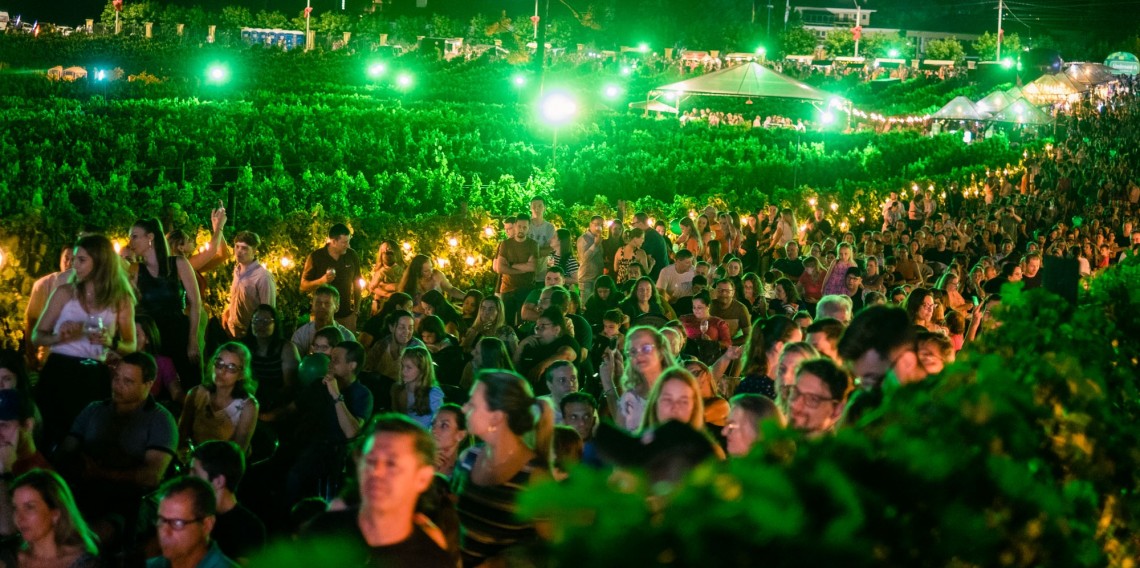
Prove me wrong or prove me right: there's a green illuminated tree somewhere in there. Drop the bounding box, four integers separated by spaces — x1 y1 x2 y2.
925 37 966 63
778 25 817 56
972 31 1021 61
824 27 854 57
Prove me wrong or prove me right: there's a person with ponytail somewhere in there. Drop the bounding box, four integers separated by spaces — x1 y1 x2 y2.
129 217 204 389
454 370 553 567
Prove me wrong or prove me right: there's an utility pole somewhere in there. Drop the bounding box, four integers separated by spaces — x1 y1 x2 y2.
853 1 863 58
767 3 774 40
996 0 1004 60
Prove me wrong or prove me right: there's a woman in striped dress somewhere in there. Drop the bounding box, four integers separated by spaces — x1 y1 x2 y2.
453 370 554 567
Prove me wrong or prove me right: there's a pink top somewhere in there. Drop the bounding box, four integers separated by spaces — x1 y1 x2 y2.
822 260 855 297
679 315 732 349
798 270 825 303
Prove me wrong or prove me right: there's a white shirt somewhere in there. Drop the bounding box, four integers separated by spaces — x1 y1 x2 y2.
224 262 276 338
656 264 695 300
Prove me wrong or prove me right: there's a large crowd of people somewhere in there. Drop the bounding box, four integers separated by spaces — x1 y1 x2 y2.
5 87 1139 566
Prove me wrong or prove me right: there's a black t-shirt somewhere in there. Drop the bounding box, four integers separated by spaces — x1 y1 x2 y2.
772 257 805 278
924 248 954 267
214 503 267 562
302 246 362 318
255 510 452 568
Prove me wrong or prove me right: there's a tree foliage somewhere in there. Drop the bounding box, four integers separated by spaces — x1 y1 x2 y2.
924 37 966 63
972 31 1022 61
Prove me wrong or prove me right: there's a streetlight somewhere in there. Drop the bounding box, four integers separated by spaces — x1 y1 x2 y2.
367 62 387 79
888 48 900 58
604 85 621 99
206 64 229 85
540 92 578 169
756 46 767 63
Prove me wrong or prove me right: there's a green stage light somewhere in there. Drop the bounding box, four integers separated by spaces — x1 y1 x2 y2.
397 73 413 88
821 111 835 124
513 75 526 87
368 63 387 78
888 48 900 58
604 85 620 99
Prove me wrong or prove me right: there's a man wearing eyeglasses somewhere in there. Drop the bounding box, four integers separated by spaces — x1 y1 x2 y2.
838 305 928 392
148 476 238 568
787 358 853 437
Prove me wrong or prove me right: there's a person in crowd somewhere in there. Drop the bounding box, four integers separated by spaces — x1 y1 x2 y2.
419 289 465 337
613 228 652 286
57 352 177 533
842 266 866 313
735 315 803 398
514 309 580 392
284 342 373 502
24 244 73 371
722 394 785 458
936 271 973 315
637 366 706 434
34 234 138 451
768 277 801 317
454 370 553 566
796 256 826 311
536 361 578 424
400 255 465 307
633 212 668 280
560 392 598 444
583 275 623 331
765 209 797 255
300 223 361 332
131 218 203 388
240 304 299 413
677 217 705 258
655 249 695 303
495 214 539 327
223 231 276 340
788 357 853 437
619 277 676 324
392 345 444 430
684 360 729 428
709 278 751 341
838 305 927 391
679 291 731 364
916 331 955 376
772 240 803 278
309 326 344 356
5 470 100 568
430 404 470 479
805 318 845 363
189 441 267 563
459 290 483 332
460 296 517 356
773 342 820 416
0 385 50 477
862 256 886 295
599 326 675 432
738 272 766 317
670 274 706 317
178 343 259 456
526 197 557 284
291 285 354 355
905 288 947 333
815 294 854 325
137 315 185 408
460 337 515 393
576 216 606 303
359 292 414 349
548 228 579 286
366 240 405 316
147 476 239 568
363 310 423 381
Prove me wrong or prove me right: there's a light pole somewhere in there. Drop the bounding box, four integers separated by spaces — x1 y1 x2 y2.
852 1 863 59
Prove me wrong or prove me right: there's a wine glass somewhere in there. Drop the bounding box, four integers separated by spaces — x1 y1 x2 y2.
85 315 104 340
326 268 337 281
699 319 710 339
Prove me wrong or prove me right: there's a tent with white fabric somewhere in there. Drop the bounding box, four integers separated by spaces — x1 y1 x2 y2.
933 96 989 121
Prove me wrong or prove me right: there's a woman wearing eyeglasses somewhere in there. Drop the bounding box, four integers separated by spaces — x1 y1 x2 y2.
599 326 676 431
178 343 259 457
5 469 99 568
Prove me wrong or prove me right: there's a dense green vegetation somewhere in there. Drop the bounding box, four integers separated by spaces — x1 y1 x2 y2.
522 265 1140 566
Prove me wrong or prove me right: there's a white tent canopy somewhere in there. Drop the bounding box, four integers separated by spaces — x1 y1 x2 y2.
933 96 989 121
